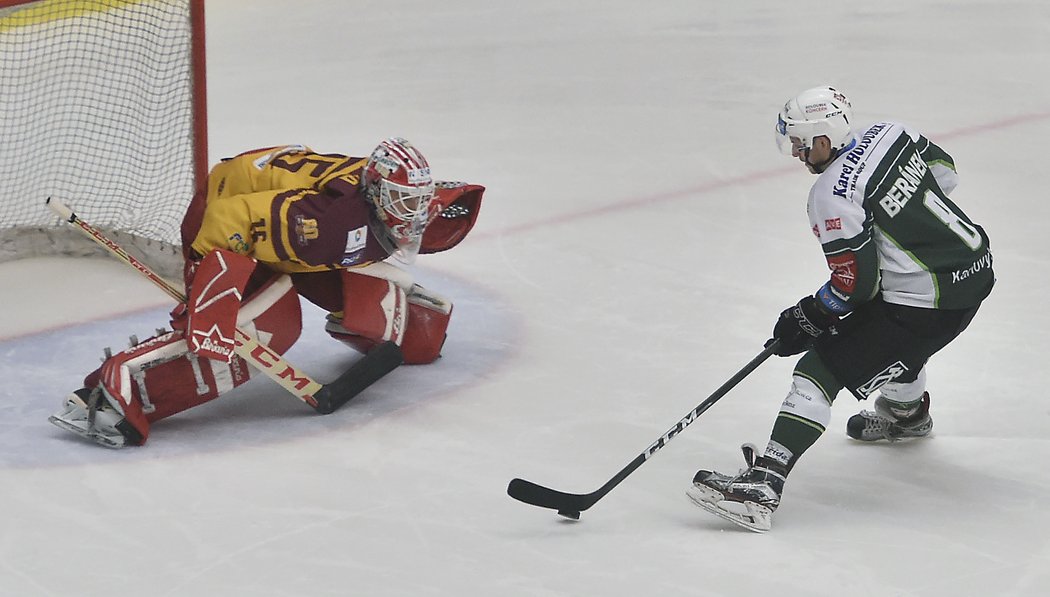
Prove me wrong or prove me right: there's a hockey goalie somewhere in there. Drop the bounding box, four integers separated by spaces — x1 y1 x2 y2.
49 138 485 448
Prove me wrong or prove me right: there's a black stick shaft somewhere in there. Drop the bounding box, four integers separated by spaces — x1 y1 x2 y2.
507 341 779 514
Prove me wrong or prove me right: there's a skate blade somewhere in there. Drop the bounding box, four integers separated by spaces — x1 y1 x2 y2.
686 485 772 533
849 428 933 443
48 414 91 437
48 415 124 449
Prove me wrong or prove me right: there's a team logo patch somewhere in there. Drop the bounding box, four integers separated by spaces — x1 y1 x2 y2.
340 225 368 266
857 361 909 398
827 252 857 293
345 226 367 253
227 232 250 253
190 324 235 360
295 216 319 244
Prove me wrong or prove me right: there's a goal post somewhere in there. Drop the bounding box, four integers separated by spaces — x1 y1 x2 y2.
0 0 207 280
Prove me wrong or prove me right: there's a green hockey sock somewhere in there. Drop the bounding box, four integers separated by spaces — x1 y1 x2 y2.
767 412 825 472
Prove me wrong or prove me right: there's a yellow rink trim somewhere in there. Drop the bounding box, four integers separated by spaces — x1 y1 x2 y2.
0 0 152 32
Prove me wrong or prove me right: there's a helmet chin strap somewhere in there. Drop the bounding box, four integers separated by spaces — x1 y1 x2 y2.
803 146 835 174
807 137 857 173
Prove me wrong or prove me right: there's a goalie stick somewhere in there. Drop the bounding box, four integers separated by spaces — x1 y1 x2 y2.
46 197 402 414
507 341 779 519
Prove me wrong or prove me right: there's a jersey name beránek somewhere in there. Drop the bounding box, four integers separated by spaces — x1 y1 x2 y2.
808 121 993 313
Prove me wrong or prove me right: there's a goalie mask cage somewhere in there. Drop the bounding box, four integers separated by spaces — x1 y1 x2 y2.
0 0 207 279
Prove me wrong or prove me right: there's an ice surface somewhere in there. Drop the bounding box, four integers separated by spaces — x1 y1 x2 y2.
1 1 1048 595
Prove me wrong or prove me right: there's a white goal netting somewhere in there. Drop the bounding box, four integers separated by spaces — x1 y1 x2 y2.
0 0 206 278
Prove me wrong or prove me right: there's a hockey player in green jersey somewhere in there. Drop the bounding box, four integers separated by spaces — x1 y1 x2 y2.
687 86 994 532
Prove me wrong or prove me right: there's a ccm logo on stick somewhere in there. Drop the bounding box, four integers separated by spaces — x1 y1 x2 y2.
244 342 319 406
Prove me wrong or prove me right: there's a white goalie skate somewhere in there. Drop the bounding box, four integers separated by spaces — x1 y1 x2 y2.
686 443 786 533
48 388 132 449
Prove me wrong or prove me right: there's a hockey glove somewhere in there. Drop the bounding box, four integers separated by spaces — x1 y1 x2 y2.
767 296 838 357
169 302 188 333
168 257 198 332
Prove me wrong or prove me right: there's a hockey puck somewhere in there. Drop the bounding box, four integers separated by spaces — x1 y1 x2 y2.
557 510 581 520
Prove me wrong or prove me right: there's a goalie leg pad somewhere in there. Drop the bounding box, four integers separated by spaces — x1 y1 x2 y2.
88 331 198 445
325 269 408 352
81 275 302 444
235 274 303 353
400 285 453 364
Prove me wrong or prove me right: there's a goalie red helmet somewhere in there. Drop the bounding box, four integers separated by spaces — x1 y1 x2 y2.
363 137 436 263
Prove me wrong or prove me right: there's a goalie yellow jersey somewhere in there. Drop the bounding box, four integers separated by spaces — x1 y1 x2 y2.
186 145 393 273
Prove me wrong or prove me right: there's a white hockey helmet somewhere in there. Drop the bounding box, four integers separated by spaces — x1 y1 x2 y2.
775 86 855 155
362 137 436 263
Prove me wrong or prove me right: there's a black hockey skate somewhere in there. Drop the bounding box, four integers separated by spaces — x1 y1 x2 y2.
846 392 933 442
686 443 786 533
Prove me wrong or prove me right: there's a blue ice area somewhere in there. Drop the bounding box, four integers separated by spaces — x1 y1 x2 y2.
0 267 517 468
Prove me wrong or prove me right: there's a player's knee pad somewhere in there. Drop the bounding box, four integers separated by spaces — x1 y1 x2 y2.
86 275 302 443
879 367 927 404
779 375 833 430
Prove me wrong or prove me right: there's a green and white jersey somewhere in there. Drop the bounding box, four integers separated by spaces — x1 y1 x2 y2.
807 121 993 313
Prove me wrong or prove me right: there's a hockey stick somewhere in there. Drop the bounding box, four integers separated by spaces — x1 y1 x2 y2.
507 341 779 519
46 197 402 414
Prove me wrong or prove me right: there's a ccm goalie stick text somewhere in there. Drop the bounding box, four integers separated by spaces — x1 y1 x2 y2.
507 342 779 519
46 197 402 414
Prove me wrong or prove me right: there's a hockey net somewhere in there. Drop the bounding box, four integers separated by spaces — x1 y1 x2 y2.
0 0 207 280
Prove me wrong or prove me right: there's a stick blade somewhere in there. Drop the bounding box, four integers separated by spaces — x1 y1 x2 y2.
313 341 403 414
507 478 593 513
